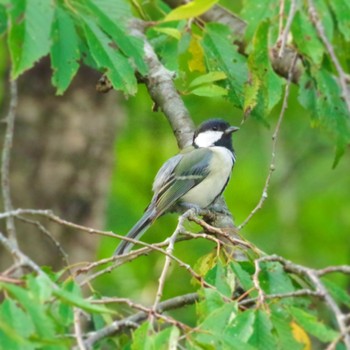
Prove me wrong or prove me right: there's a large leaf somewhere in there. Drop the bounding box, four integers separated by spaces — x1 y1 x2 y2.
7 0 54 78
82 0 148 75
83 18 137 94
202 23 247 108
244 21 283 118
50 6 80 95
163 0 219 22
205 261 235 297
292 11 324 66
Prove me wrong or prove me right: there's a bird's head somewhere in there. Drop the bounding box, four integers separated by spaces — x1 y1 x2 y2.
193 119 239 150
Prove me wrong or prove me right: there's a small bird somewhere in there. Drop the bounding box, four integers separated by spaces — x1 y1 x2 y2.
114 119 239 256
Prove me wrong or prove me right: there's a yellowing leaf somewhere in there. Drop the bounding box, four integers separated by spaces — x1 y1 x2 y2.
153 27 182 40
290 321 311 350
188 35 205 72
191 84 228 97
163 0 219 22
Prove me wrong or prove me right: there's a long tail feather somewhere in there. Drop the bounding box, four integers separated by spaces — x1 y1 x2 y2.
113 208 156 256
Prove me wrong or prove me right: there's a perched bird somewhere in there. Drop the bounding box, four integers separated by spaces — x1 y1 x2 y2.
114 119 239 256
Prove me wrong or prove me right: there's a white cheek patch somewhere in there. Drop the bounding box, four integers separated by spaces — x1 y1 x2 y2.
194 130 223 147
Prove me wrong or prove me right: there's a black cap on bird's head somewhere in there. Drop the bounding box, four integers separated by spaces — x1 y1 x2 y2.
193 119 239 151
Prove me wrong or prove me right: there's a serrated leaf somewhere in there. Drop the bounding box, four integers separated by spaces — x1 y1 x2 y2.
290 321 311 350
153 27 181 40
50 6 80 95
163 0 218 22
7 0 54 78
82 0 148 75
329 0 350 41
314 0 333 41
292 11 324 65
194 250 217 276
131 321 153 350
196 288 225 322
248 310 277 350
83 18 137 94
190 84 228 97
290 307 338 342
189 71 227 88
202 23 247 108
244 20 283 118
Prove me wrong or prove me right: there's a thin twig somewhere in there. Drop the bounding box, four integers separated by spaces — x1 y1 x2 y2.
238 53 298 230
1 79 18 250
74 308 87 350
307 0 350 114
277 0 297 58
317 265 350 276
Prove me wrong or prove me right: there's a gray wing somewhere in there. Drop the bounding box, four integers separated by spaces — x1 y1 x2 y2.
152 154 183 193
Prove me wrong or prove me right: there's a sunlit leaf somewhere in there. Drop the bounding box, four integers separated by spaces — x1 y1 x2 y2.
190 84 228 97
7 0 54 78
163 0 218 22
153 27 182 40
189 71 227 88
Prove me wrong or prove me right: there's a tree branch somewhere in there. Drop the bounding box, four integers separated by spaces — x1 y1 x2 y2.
1 79 19 251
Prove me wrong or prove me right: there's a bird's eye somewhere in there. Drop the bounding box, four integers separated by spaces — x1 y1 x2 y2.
212 126 218 131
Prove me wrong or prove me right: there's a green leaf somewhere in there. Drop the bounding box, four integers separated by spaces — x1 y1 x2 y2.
83 18 137 94
26 274 53 303
82 0 148 75
205 261 234 297
202 23 248 108
196 288 225 322
7 0 54 78
289 307 338 342
131 321 153 350
50 6 80 95
244 20 283 118
271 308 304 350
227 309 256 342
292 11 324 66
153 326 180 349
240 0 279 43
329 0 350 41
54 280 113 314
0 4 7 36
153 27 182 40
0 282 56 342
314 0 333 41
189 71 227 88
323 278 350 308
0 299 35 350
230 261 254 291
248 310 277 350
163 0 219 22
298 68 350 166
259 261 295 296
190 84 228 97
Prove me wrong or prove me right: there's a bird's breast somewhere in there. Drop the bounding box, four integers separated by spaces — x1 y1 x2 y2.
180 147 234 208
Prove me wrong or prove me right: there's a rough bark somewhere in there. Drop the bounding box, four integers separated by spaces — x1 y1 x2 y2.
0 59 124 269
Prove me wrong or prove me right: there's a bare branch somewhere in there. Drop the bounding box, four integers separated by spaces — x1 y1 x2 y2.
74 308 87 350
84 293 199 349
238 53 298 230
1 79 18 251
